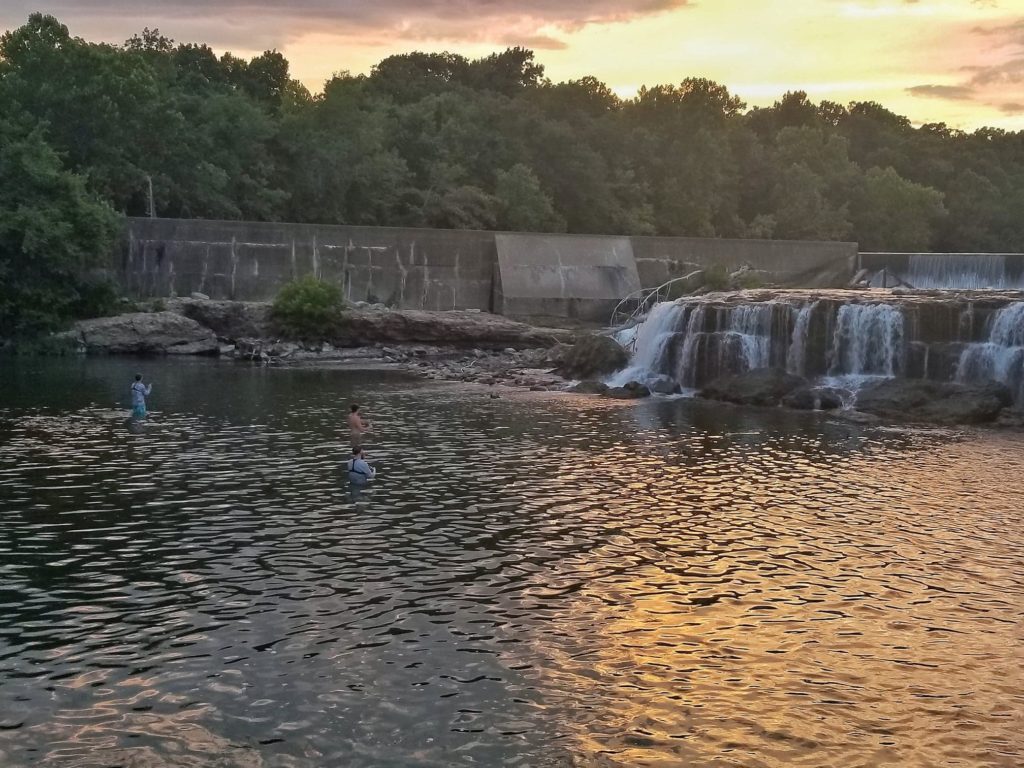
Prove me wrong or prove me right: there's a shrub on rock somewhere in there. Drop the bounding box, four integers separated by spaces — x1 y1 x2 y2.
271 277 345 340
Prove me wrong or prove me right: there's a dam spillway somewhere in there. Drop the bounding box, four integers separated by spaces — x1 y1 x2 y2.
859 253 1024 290
617 289 1024 405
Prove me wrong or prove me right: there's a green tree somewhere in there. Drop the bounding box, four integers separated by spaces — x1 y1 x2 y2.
494 164 565 231
851 167 945 251
0 118 121 337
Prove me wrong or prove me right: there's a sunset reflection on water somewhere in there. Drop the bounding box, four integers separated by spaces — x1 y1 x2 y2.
0 359 1021 767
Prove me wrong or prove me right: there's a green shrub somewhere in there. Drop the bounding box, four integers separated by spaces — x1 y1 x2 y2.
702 264 731 291
1 333 82 357
734 271 766 289
271 277 345 340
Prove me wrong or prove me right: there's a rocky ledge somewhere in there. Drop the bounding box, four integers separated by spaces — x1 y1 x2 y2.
58 299 586 392
65 300 574 355
695 366 1021 426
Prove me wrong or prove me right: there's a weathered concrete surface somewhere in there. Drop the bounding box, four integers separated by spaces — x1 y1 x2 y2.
494 233 641 321
119 218 860 319
633 236 857 289
123 219 496 311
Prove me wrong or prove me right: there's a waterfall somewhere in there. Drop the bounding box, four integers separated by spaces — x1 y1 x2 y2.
610 292 1024 405
956 302 1024 404
676 305 707 388
830 304 904 376
726 304 773 371
904 254 1024 290
607 301 686 386
786 302 816 376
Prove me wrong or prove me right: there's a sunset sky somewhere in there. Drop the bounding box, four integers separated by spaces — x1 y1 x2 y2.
3 1 1022 130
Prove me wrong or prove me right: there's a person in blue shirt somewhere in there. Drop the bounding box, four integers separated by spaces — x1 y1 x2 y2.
130 374 152 419
347 446 376 485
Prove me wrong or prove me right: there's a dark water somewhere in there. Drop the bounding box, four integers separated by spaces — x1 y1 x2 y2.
1 358 1022 768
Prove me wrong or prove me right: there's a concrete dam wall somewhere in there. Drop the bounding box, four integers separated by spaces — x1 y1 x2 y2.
859 252 1024 290
121 218 858 320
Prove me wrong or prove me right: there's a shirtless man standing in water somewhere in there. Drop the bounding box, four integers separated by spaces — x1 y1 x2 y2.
347 404 372 448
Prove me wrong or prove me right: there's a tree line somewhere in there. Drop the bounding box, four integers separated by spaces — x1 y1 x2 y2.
2 13 1023 335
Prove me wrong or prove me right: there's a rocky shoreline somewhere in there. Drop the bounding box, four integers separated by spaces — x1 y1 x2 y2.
29 297 1024 427
55 298 580 391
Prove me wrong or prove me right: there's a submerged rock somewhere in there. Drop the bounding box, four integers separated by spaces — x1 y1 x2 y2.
558 334 629 379
571 379 609 395
700 368 807 407
782 386 847 411
605 381 651 399
74 312 218 355
856 378 1011 424
833 409 881 424
648 375 682 395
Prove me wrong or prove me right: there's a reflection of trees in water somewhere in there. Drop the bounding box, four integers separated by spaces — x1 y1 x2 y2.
1 360 1009 767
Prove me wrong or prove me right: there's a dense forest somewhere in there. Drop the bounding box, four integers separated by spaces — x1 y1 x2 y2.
2 13 1024 335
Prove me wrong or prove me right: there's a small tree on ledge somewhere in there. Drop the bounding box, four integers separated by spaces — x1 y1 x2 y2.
270 276 345 340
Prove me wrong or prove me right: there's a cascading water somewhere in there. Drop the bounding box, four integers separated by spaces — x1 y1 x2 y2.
830 304 904 377
613 290 1024 406
675 305 706 388
726 304 773 371
786 302 817 376
606 301 685 387
956 302 1024 404
904 254 1024 290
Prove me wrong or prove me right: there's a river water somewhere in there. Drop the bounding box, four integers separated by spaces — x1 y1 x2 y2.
1 358 1022 768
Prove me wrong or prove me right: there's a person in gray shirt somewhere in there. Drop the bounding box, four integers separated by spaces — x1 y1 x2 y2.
347 446 376 486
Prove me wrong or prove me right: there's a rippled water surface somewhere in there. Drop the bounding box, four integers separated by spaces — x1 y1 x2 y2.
1 358 1022 767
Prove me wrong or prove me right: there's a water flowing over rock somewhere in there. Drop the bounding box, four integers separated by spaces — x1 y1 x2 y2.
902 254 1024 290
618 289 1024 416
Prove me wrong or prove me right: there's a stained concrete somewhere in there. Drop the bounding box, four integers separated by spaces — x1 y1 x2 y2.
122 219 496 311
633 236 858 289
493 233 641 321
120 218 859 319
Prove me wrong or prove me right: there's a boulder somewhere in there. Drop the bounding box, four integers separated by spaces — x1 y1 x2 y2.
168 299 271 340
74 312 218 355
700 368 807 407
605 381 651 399
855 378 1011 424
571 379 609 395
648 375 681 395
782 386 847 411
557 334 629 379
